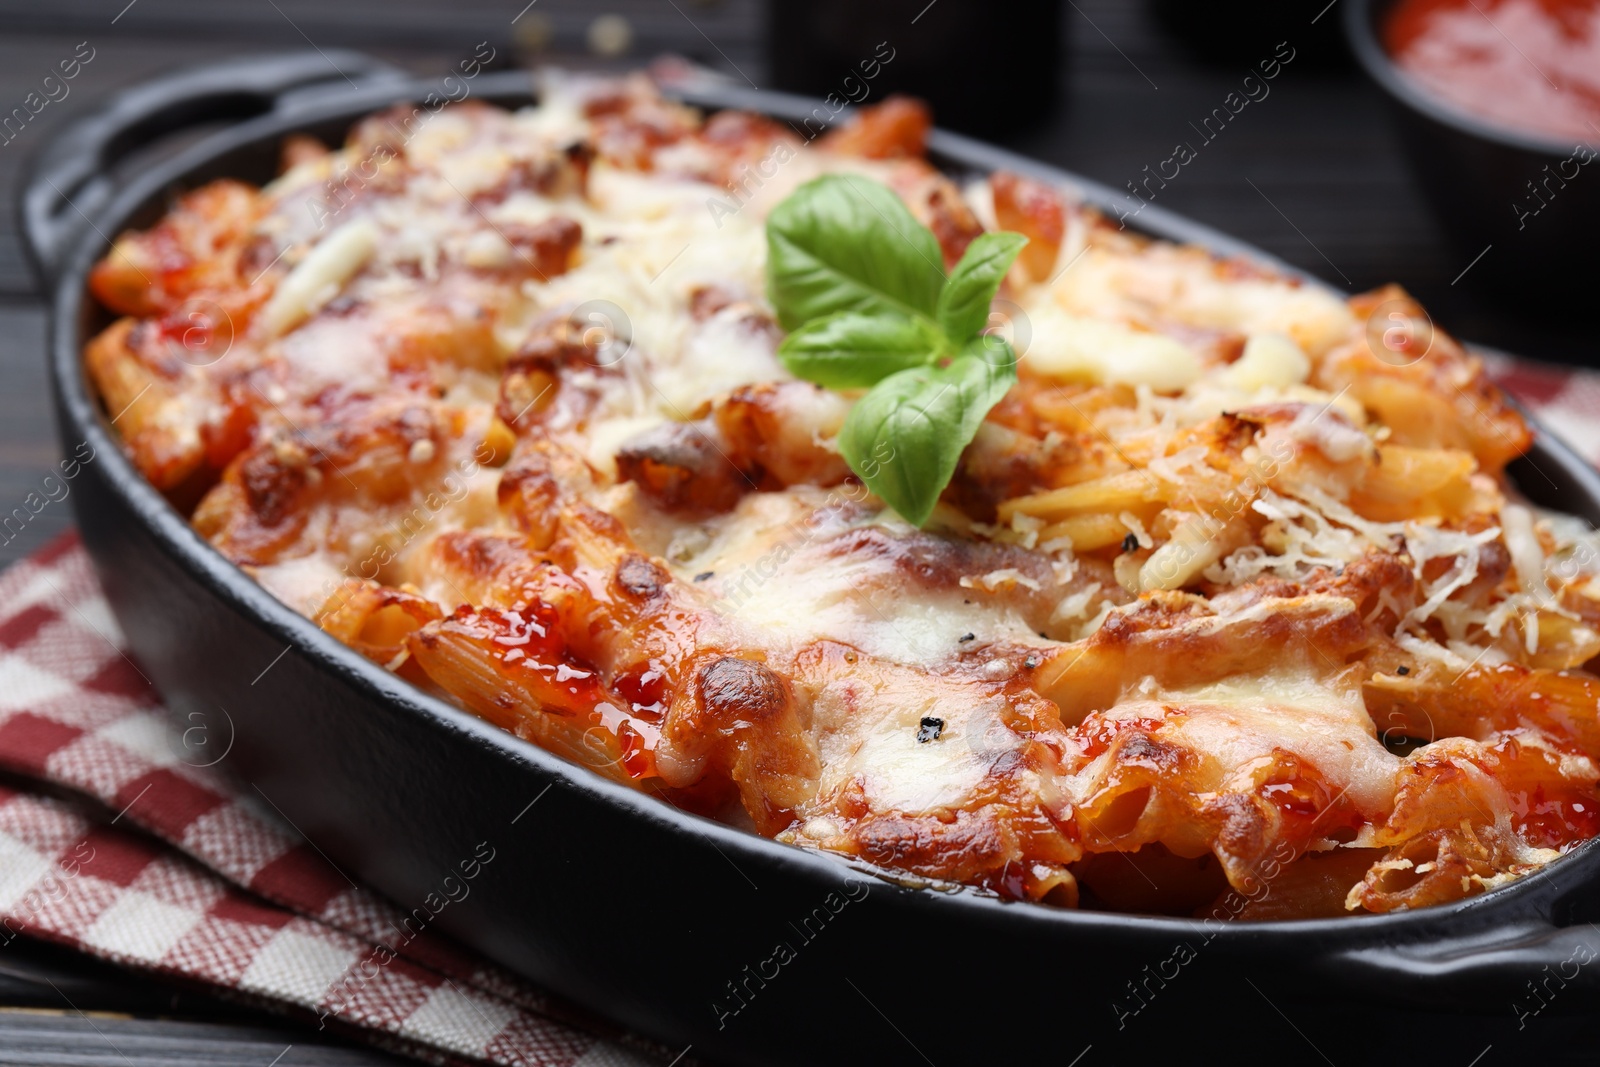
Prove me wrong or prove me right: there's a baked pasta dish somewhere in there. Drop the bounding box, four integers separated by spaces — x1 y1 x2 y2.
86 74 1600 920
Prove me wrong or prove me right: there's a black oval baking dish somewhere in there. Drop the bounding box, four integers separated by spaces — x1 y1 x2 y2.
21 52 1600 1065
1345 0 1600 308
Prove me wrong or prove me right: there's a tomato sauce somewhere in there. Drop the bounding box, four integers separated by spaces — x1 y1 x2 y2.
1384 0 1600 142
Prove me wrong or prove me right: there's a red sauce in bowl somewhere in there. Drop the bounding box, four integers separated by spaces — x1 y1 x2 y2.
1384 0 1600 142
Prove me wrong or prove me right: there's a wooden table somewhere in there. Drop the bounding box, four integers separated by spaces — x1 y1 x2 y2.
0 1 1595 1062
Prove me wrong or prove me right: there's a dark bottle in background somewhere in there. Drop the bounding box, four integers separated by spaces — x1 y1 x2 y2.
1148 0 1351 67
765 0 1065 139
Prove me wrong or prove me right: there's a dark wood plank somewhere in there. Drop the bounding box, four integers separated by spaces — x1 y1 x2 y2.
0 938 410 1065
0 1014 409 1065
0 303 70 569
0 0 764 54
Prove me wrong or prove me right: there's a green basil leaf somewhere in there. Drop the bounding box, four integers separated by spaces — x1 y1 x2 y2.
766 174 946 331
777 311 945 389
936 231 1027 343
839 339 1018 527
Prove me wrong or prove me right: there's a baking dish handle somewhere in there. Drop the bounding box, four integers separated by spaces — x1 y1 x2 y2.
19 50 410 284
1326 849 1600 1010
1330 918 1600 1013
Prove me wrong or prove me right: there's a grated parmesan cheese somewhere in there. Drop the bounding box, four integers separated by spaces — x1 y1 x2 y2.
258 217 379 337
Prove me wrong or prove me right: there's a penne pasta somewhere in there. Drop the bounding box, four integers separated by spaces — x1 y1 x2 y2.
1350 445 1476 521
83 77 1600 920
998 470 1166 524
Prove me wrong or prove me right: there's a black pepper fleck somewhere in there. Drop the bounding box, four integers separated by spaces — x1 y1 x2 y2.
958 632 975 644
1396 665 1410 675
694 571 714 582
916 716 945 743
1024 655 1040 669
1121 532 1139 553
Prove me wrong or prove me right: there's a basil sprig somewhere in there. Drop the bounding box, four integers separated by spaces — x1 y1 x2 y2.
766 175 1026 527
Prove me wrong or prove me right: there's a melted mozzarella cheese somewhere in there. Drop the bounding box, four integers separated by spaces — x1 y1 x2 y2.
1218 332 1310 391
251 553 348 616
1047 245 1355 358
1121 668 1397 815
275 313 390 396
812 671 1020 815
1022 305 1203 391
667 488 1065 666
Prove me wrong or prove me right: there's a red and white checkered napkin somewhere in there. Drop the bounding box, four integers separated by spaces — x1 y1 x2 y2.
1483 353 1600 469
0 538 662 1066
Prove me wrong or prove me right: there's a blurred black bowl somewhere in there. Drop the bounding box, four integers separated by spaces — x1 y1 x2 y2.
1345 0 1599 307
